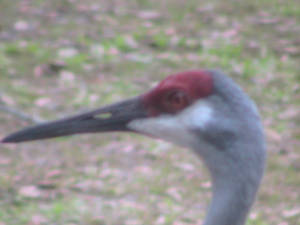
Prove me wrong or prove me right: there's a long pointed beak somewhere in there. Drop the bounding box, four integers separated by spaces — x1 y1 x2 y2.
1 97 147 143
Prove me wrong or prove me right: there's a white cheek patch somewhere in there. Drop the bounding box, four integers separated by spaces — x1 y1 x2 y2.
179 101 213 130
127 116 191 147
127 100 213 147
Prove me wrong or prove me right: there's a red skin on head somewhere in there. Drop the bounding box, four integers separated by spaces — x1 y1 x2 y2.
142 70 213 116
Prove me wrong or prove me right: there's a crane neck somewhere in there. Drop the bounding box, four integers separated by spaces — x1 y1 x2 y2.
203 175 254 225
200 151 265 225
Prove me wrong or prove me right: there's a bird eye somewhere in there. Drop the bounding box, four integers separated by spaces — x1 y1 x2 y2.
164 90 189 112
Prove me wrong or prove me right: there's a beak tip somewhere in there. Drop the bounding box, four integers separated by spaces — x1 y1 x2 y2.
1 136 14 143
1 138 8 144
1 134 22 143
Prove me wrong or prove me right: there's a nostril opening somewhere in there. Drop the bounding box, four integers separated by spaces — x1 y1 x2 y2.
94 112 112 119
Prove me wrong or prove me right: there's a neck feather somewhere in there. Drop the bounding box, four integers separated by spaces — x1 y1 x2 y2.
204 175 255 225
201 151 265 225
195 140 265 225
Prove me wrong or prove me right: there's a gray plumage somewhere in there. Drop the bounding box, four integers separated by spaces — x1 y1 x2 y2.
193 70 266 225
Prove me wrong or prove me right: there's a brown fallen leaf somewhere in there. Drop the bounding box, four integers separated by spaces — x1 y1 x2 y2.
137 10 161 20
0 157 11 165
19 185 42 198
14 20 29 31
265 128 282 142
31 214 48 225
279 107 300 120
283 207 300 218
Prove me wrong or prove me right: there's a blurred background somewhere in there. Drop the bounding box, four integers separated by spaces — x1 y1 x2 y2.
0 0 299 224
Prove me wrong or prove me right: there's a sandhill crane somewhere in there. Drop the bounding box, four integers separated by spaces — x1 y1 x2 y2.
2 69 266 225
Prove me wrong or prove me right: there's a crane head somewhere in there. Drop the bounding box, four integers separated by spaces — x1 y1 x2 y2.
1 69 260 153
1 70 214 144
128 70 215 148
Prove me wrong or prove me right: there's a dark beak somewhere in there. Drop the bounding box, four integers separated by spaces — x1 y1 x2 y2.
1 97 147 143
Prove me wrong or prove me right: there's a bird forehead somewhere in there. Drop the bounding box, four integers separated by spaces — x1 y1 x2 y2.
149 70 213 98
